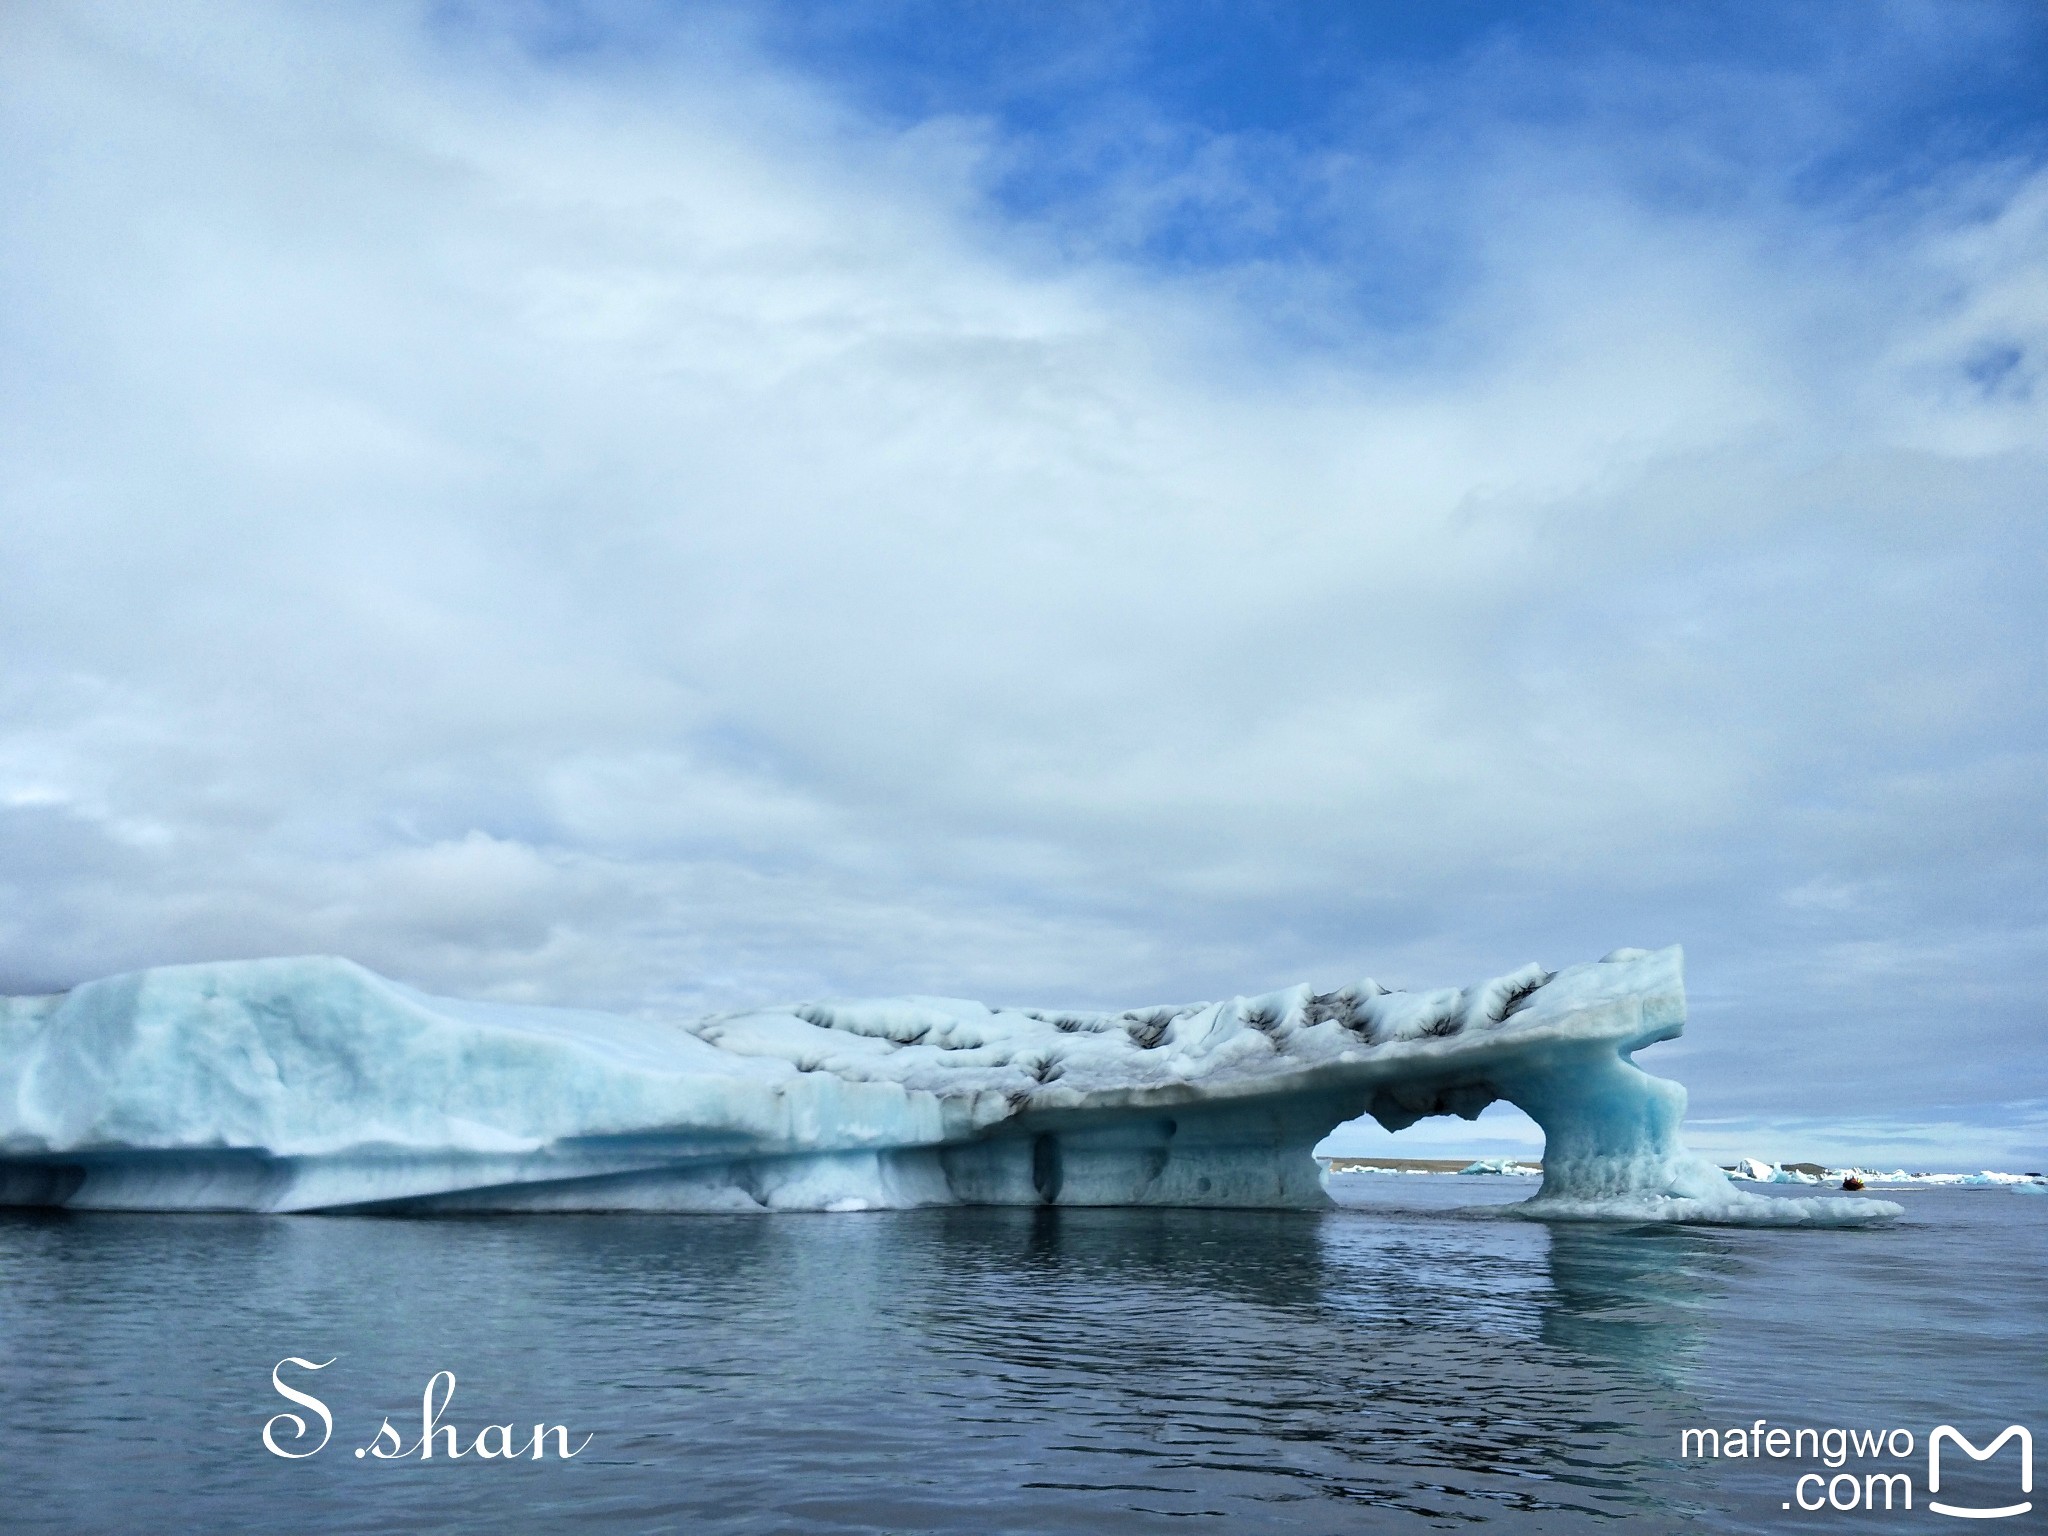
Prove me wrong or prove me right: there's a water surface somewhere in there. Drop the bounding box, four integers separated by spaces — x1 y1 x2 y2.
2 1178 2039 1532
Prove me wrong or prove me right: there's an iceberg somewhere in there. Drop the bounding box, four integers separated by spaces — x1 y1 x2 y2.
0 945 1898 1225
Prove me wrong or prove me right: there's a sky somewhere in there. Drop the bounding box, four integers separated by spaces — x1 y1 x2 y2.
2 1 2044 1166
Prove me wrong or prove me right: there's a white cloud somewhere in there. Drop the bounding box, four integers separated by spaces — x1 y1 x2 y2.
0 2 2042 1146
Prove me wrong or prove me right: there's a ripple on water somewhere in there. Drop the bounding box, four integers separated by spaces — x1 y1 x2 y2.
0 1180 2039 1533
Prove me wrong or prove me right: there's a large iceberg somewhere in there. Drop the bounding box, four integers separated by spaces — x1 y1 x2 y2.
0 945 1897 1224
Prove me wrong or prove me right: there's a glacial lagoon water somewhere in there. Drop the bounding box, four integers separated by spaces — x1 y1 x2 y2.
1 1178 2040 1534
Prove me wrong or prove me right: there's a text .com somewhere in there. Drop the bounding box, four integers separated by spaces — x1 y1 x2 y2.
1681 1421 2033 1517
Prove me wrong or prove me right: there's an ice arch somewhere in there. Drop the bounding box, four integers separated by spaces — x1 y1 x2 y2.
0 945 1895 1224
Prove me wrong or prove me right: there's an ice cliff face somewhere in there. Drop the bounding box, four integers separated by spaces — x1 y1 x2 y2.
0 946 1897 1224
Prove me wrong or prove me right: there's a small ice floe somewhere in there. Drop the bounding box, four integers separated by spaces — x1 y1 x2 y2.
1457 1157 1542 1176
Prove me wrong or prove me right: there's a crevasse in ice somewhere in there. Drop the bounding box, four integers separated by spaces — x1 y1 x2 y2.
0 944 1899 1224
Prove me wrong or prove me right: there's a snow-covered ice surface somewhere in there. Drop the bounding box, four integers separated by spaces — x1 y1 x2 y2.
0 945 1899 1224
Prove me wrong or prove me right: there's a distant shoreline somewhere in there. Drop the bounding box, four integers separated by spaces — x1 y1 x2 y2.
1321 1156 1538 1173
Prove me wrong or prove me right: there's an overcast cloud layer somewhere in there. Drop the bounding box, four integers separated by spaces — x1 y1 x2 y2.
2 2 2043 1162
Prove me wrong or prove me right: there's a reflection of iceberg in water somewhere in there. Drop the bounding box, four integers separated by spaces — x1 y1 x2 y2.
892 1204 1686 1525
0 945 1897 1224
1537 1222 1735 1383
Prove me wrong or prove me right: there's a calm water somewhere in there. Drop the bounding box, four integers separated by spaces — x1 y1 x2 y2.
1 1179 2040 1534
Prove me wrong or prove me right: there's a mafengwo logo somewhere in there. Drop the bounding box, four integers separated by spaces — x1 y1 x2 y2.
1680 1420 2032 1517
1929 1426 2032 1521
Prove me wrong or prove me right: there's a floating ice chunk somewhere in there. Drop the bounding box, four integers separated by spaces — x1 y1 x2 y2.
1832 1168 2042 1189
0 947 1899 1225
1458 1157 1542 1176
1727 1159 1808 1184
